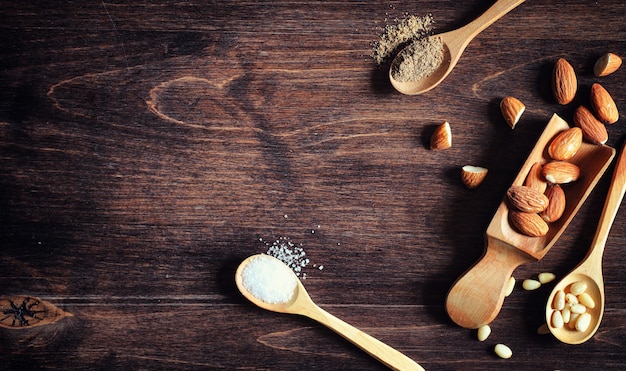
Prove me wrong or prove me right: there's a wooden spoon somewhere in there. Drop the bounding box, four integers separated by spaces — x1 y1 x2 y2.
445 114 616 329
389 0 525 95
235 254 424 371
545 141 626 344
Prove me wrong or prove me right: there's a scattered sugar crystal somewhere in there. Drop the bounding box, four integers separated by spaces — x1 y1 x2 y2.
241 254 297 304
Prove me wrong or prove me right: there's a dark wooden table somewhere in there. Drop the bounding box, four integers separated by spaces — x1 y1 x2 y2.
1 1 625 369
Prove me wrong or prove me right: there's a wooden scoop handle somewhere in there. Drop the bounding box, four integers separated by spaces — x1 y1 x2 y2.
445 236 532 329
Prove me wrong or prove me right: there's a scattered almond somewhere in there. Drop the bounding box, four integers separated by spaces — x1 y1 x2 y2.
594 52 622 77
524 162 547 193
500 96 525 129
552 58 577 105
548 127 582 160
507 185 549 213
573 105 608 145
540 184 566 222
461 165 488 189
589 83 619 124
509 211 549 237
542 161 580 184
430 121 452 150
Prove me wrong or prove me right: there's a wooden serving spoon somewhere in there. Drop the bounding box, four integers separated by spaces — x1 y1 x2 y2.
389 0 525 95
545 141 626 344
235 254 424 371
445 114 616 329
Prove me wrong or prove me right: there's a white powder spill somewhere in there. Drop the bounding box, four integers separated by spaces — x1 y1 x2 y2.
241 254 297 304
260 236 324 279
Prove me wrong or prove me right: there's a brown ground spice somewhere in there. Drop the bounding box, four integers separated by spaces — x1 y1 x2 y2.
390 35 443 82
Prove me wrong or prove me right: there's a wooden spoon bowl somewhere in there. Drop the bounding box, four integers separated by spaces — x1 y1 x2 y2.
446 114 616 329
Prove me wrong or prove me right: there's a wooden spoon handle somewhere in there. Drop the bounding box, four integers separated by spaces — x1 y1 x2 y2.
445 237 532 329
460 0 526 42
302 304 424 371
588 142 626 260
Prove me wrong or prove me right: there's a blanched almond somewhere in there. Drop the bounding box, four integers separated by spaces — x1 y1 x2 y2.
507 185 549 213
552 58 577 105
509 211 549 237
461 165 488 189
540 184 566 222
573 105 608 145
548 127 582 160
500 96 525 129
542 161 580 184
590 83 619 125
430 121 452 150
594 52 622 77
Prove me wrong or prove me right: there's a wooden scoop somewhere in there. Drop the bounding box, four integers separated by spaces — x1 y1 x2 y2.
445 114 616 329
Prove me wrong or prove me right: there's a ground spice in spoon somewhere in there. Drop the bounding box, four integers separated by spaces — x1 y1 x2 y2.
372 13 444 82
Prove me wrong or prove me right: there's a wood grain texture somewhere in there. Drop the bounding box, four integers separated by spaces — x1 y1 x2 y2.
1 1 625 369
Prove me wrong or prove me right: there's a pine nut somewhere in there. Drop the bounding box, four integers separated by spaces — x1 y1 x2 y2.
575 313 592 332
578 292 595 308
505 276 516 297
561 307 571 324
565 293 578 305
494 343 512 359
523 279 541 290
570 281 587 295
477 325 491 341
553 290 565 310
571 303 587 314
551 310 564 328
538 272 556 284
568 313 580 329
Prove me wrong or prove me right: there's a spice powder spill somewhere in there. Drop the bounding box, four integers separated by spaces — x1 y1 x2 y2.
372 13 435 65
241 254 297 304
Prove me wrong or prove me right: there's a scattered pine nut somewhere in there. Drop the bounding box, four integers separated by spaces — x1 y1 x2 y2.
538 272 556 284
477 325 491 341
522 279 541 291
494 343 512 359
505 276 516 297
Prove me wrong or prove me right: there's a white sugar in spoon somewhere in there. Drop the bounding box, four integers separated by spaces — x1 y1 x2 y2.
390 0 525 95
545 142 626 344
236 254 424 371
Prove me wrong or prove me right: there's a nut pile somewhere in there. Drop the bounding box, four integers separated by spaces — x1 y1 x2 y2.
549 280 595 332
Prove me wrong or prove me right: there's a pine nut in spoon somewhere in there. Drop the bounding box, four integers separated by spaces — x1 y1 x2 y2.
389 0 525 95
545 141 626 344
235 254 424 371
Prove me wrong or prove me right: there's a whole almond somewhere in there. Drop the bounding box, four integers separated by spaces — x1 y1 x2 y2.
594 52 622 77
573 105 608 145
500 96 525 129
461 165 488 189
524 162 547 193
509 211 549 237
540 184 566 223
507 185 549 213
548 127 582 160
589 83 619 124
552 58 577 105
542 161 580 184
430 121 452 150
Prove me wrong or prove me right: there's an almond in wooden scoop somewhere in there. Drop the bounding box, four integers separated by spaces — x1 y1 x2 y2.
509 210 549 237
548 127 582 161
540 184 566 223
542 161 580 184
507 185 549 213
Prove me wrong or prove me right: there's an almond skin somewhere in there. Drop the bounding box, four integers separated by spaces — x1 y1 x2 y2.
461 165 488 189
548 127 582 161
430 121 452 150
590 83 619 124
524 162 547 193
552 58 577 105
573 105 608 145
542 161 580 184
594 52 622 77
500 96 525 129
507 185 549 213
540 184 566 223
509 211 549 237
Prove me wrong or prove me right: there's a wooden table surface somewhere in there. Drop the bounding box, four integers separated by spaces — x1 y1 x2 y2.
1 1 625 369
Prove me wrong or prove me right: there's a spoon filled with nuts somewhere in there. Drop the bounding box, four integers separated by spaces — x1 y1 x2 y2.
545 141 626 344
